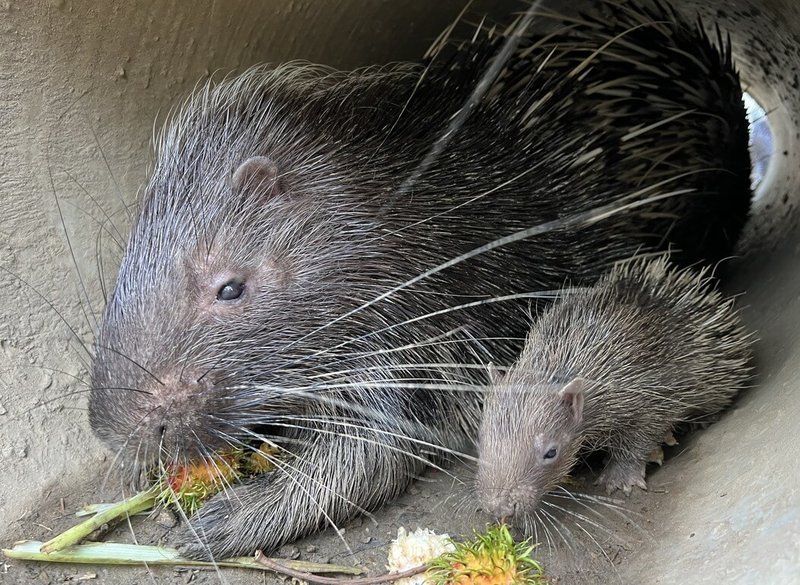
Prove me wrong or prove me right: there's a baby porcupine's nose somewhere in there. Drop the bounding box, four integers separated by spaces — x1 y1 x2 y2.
480 488 524 522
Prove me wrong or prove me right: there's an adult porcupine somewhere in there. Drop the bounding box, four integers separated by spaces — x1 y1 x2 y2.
87 0 751 558
476 255 753 529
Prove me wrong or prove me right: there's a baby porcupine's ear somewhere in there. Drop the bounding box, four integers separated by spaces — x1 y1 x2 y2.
232 156 283 197
558 378 586 425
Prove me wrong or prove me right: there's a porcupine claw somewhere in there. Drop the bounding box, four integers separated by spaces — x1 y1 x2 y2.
647 446 665 466
596 461 648 495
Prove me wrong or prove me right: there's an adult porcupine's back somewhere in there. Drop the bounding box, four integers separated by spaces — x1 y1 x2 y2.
440 0 751 265
477 255 753 523
88 0 752 559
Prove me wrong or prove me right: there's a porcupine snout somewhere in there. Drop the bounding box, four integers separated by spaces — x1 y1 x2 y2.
89 358 222 469
480 489 520 521
477 470 542 522
149 370 206 420
137 369 220 456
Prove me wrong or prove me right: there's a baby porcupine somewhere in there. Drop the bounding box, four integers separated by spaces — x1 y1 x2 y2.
477 256 753 524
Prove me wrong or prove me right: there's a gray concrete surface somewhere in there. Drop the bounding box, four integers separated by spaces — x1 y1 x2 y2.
1 1 799 584
615 242 800 584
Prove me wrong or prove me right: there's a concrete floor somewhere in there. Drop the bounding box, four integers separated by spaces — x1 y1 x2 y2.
1 0 799 583
616 241 800 584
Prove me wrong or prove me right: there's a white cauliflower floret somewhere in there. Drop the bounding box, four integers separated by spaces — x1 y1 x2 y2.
386 526 455 585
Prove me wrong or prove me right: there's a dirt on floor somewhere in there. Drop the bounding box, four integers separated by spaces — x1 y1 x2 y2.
1 445 683 585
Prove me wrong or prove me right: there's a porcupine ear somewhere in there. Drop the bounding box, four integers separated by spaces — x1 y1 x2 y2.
232 156 283 197
558 378 586 425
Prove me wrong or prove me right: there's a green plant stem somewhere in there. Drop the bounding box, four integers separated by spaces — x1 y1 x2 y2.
39 487 160 554
4 540 362 575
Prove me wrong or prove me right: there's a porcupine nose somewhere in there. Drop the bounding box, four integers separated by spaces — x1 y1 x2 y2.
150 372 208 411
481 487 523 521
144 371 212 453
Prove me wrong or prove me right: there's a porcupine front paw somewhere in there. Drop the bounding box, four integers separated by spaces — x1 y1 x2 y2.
174 477 300 560
595 459 647 495
174 431 423 560
174 488 258 560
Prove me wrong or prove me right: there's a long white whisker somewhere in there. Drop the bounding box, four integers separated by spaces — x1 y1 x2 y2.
218 417 463 481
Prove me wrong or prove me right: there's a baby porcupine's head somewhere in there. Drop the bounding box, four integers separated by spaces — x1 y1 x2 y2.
477 367 587 524
87 66 386 482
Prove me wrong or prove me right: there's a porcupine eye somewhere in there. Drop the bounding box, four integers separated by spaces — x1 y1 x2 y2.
543 447 557 460
217 279 245 301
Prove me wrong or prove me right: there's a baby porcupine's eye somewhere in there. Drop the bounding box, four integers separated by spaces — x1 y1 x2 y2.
544 447 557 460
217 279 245 301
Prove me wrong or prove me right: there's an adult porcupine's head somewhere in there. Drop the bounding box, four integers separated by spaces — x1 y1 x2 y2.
87 64 420 483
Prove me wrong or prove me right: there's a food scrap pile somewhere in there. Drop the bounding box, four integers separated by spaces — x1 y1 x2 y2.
388 525 547 585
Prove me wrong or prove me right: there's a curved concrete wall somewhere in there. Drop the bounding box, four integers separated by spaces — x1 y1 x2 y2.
0 1 797 583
